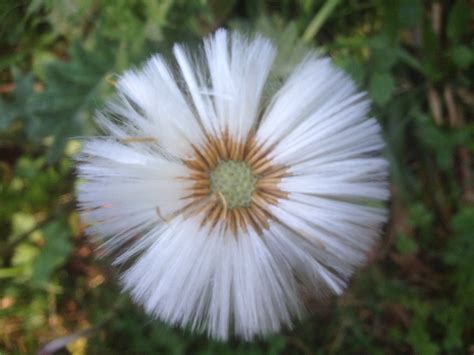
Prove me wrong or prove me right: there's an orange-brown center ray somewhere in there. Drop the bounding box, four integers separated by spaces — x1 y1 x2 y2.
178 132 289 237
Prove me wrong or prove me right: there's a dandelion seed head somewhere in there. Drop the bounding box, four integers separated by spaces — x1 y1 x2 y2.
76 28 390 341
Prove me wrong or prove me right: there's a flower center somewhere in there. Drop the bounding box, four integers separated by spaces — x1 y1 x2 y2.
210 160 257 209
179 134 289 236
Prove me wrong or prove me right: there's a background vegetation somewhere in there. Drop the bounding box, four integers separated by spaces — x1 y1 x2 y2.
1 0 473 353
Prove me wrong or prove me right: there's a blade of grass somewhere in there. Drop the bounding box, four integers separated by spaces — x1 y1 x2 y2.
302 0 342 43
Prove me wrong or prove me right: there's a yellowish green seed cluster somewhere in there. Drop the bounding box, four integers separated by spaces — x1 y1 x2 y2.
210 160 257 209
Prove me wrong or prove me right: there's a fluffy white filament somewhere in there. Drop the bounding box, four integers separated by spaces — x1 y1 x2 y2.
76 29 389 341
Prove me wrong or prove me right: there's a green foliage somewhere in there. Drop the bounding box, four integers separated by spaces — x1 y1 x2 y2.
29 41 113 161
1 0 473 353
369 72 395 105
32 221 73 284
447 0 471 41
0 72 34 130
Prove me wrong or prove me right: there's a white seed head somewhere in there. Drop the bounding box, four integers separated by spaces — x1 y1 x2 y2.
76 28 390 341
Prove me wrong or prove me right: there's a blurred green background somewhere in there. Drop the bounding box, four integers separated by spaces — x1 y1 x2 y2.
1 0 473 353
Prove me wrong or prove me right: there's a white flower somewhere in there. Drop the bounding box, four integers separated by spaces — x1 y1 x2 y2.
77 29 389 341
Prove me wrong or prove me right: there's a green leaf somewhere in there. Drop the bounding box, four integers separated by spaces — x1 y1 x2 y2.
405 301 440 355
334 56 365 85
32 221 72 284
449 45 474 69
444 208 474 304
369 34 398 71
369 72 395 105
0 72 34 131
371 46 397 71
397 0 422 28
26 40 115 161
395 233 418 254
433 304 464 351
416 122 471 170
408 203 433 229
447 0 471 41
